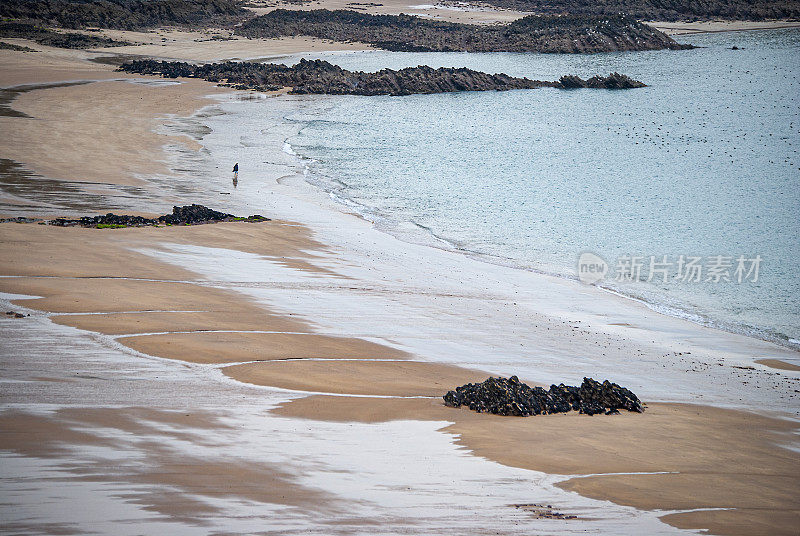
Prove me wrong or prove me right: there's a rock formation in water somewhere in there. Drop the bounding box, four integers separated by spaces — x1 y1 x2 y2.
443 376 645 416
559 72 645 89
119 58 647 96
235 9 690 54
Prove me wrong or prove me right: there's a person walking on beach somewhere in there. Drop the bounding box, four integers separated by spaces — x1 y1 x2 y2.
232 162 238 188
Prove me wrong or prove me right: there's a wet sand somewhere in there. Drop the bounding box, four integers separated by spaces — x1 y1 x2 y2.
756 358 800 372
1 31 799 536
2 219 797 534
223 359 490 395
275 396 800 536
0 407 343 522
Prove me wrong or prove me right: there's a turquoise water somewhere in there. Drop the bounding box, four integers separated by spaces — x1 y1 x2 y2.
282 29 800 347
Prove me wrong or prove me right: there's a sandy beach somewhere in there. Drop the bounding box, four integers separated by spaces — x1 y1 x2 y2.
1 23 799 536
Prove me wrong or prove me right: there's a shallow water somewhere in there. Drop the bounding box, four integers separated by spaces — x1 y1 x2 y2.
276 29 800 348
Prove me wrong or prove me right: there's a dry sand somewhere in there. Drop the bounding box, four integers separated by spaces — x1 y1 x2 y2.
1 34 799 536
0 43 228 188
0 25 374 189
1 78 220 187
90 28 372 61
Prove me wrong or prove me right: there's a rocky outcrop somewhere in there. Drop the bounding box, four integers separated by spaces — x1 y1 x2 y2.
0 42 38 52
443 376 645 416
0 22 133 49
119 58 646 96
559 72 645 89
236 9 690 53
0 0 245 31
157 204 234 225
476 0 800 22
46 204 270 227
120 58 556 95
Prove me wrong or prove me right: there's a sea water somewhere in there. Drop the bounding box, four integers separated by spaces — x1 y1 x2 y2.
275 29 800 348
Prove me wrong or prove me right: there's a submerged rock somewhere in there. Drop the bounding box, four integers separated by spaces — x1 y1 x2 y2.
443 376 644 416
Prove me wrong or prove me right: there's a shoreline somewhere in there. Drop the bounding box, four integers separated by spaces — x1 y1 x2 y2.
651 20 800 35
1 36 799 535
278 98 800 357
153 103 800 410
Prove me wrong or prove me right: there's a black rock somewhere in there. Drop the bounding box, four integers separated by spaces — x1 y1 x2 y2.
120 58 560 96
236 9 690 54
157 204 232 225
468 0 800 23
0 217 41 223
0 0 246 31
44 204 270 228
558 72 646 89
120 58 647 96
0 21 133 49
444 376 644 417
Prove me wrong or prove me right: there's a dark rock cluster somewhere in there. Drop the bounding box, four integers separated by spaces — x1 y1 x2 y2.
0 217 40 223
46 204 269 227
475 0 800 23
0 0 246 31
157 204 232 225
120 58 646 96
443 376 644 416
121 58 554 95
236 9 690 54
0 21 132 49
0 41 38 52
513 503 577 520
559 72 646 89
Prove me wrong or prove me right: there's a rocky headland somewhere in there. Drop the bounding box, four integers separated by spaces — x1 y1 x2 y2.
0 0 246 30
235 9 690 53
119 58 646 96
476 0 800 22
